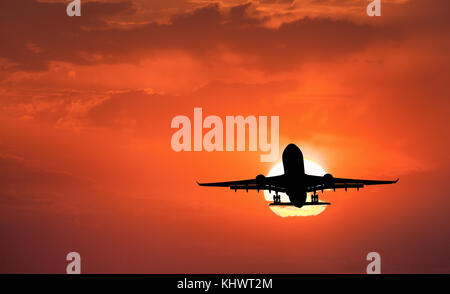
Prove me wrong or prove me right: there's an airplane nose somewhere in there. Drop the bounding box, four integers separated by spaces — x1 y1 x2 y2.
283 143 302 156
285 143 299 150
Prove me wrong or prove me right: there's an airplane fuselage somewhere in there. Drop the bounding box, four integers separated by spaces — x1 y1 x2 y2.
282 144 307 207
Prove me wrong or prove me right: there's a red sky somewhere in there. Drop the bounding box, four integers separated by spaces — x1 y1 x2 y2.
0 0 449 273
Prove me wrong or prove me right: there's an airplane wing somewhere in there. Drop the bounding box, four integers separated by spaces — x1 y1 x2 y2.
332 177 399 185
197 175 286 193
305 174 398 193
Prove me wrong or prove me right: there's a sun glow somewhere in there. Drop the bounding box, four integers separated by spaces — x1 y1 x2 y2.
264 160 328 217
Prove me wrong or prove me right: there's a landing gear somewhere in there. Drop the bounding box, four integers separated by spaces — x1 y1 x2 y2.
311 192 319 203
273 192 281 204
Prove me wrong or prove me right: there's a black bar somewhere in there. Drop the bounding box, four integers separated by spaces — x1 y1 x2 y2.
0 274 448 292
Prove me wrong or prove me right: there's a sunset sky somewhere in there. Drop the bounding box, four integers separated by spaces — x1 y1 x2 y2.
0 0 449 273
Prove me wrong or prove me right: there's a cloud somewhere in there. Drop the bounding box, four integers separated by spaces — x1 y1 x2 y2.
0 155 87 209
85 79 297 133
0 0 402 72
0 0 135 70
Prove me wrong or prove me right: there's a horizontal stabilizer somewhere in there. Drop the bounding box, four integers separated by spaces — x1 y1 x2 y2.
269 202 296 206
303 202 331 205
269 202 331 206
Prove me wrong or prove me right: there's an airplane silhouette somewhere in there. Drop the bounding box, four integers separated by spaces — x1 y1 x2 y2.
197 143 398 208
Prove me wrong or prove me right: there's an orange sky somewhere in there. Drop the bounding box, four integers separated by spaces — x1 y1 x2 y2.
0 0 449 273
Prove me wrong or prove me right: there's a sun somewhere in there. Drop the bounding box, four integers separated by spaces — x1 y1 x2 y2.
264 159 328 217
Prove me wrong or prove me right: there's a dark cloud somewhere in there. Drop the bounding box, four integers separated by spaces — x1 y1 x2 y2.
86 79 297 132
0 0 402 72
0 0 135 70
0 155 92 209
87 90 174 130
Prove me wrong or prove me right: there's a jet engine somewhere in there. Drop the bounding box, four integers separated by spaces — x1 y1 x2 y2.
323 173 333 182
